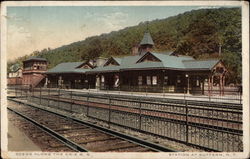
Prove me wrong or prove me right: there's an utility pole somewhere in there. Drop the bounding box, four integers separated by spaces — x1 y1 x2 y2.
146 21 149 32
219 43 222 56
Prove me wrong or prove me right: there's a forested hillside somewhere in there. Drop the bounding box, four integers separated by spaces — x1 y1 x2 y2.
8 7 241 84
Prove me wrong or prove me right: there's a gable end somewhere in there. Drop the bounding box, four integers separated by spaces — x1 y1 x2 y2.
76 62 93 69
136 52 161 63
104 57 120 67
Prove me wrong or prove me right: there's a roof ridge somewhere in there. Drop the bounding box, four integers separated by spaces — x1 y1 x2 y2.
151 52 172 55
58 61 84 64
183 59 220 62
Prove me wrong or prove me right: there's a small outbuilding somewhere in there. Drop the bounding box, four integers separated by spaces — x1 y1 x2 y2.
7 63 23 85
22 56 48 88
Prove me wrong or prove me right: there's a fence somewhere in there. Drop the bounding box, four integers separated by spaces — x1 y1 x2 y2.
8 85 243 152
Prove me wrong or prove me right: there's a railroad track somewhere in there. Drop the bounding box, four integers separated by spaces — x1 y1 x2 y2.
8 102 177 152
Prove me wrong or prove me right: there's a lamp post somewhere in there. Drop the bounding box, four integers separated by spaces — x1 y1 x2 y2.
186 74 190 95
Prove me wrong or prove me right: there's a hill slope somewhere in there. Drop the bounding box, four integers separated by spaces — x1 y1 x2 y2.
8 7 241 83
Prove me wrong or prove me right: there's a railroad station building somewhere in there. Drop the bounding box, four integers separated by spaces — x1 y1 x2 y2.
45 32 227 95
87 32 227 95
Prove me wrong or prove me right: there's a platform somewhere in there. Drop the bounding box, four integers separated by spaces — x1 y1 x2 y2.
66 88 242 104
8 121 41 151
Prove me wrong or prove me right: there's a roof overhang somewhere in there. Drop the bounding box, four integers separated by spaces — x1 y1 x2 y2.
24 59 47 62
46 71 86 74
120 67 211 71
86 69 120 74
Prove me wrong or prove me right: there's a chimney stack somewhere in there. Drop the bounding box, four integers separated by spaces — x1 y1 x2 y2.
131 44 139 56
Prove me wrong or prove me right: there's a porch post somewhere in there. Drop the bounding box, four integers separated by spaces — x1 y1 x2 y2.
162 70 165 93
211 75 214 95
208 76 211 96
201 76 205 95
119 71 122 91
222 75 225 96
219 75 222 96
45 77 48 88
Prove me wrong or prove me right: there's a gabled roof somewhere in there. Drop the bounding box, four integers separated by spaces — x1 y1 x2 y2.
151 52 194 69
133 52 195 70
136 52 162 63
87 55 141 73
183 59 220 70
140 32 154 45
87 65 121 73
122 61 164 70
113 57 122 65
49 52 221 75
46 61 90 74
103 57 122 66
87 52 220 73
119 55 142 66
24 56 47 62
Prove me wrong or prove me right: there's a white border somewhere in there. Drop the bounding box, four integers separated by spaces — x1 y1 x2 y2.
242 1 250 158
0 1 243 6
1 2 8 158
1 1 249 159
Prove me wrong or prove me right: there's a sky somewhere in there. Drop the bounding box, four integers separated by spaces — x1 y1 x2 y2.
7 5 223 61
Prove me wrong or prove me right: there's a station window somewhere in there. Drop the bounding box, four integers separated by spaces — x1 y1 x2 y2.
75 80 81 83
152 76 157 85
146 76 151 85
101 75 105 83
216 67 224 74
196 77 200 86
138 76 142 85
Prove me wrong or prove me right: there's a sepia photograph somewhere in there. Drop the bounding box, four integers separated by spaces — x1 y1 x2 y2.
1 1 249 159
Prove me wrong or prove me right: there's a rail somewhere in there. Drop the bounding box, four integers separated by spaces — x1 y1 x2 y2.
8 107 89 152
8 99 177 152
